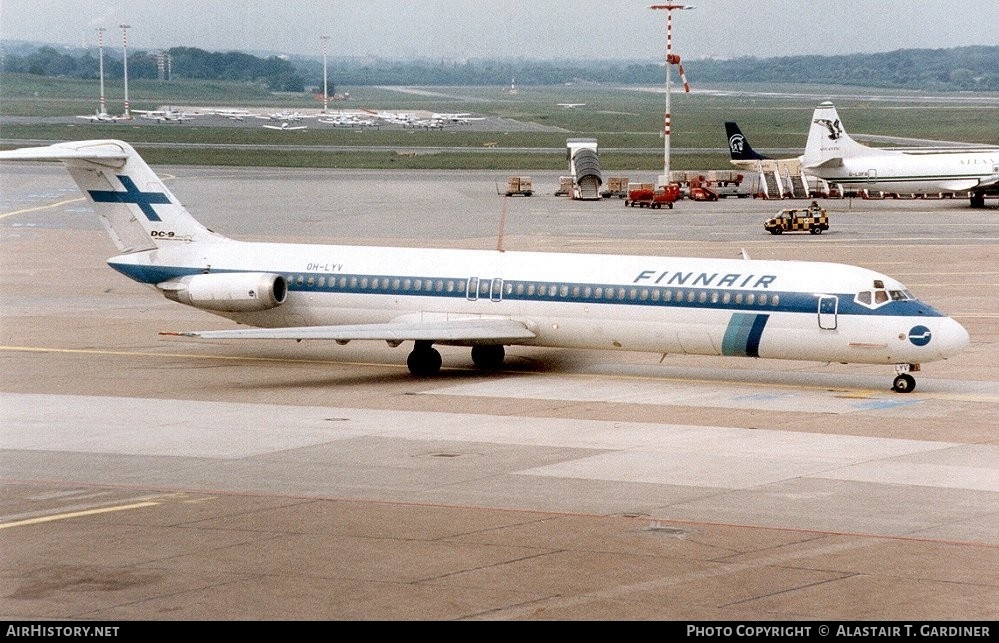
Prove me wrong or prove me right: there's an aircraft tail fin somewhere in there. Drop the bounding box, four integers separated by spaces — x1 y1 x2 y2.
802 102 870 169
0 139 226 253
725 122 768 161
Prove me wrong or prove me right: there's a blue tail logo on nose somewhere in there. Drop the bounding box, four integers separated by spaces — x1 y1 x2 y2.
908 325 932 347
88 175 171 222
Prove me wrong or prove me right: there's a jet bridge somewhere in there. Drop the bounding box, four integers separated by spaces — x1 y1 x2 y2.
566 138 603 201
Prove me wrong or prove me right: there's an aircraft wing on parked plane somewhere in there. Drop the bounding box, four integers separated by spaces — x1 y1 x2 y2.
163 317 538 343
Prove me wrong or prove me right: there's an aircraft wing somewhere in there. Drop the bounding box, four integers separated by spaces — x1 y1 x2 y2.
802 157 844 170
976 174 999 190
161 318 538 343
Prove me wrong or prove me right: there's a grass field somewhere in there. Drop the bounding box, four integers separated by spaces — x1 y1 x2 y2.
2 74 997 170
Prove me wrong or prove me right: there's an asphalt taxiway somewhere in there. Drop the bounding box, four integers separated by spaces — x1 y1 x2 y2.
1 164 997 620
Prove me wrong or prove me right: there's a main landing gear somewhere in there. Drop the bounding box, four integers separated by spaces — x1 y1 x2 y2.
405 342 507 376
407 341 443 376
892 363 920 393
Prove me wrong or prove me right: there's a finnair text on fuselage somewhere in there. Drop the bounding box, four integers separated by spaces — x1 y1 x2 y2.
634 270 778 289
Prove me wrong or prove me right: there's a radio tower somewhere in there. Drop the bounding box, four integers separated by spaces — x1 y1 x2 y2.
650 4 693 187
96 27 106 115
120 24 131 119
321 34 331 113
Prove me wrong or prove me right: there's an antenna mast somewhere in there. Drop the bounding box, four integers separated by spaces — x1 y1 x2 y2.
650 5 693 187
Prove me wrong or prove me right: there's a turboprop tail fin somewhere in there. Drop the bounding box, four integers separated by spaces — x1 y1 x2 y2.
802 101 871 170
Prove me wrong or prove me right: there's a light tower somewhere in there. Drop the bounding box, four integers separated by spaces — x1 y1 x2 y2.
120 24 131 119
96 27 106 115
321 34 331 113
650 4 693 187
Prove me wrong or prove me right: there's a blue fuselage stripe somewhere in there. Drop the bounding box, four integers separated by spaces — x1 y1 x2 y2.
722 313 770 357
107 263 947 320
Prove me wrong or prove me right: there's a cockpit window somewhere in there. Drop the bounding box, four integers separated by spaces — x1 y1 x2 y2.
856 288 913 309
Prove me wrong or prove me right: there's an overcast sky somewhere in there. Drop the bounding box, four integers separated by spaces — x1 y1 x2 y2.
2 0 997 61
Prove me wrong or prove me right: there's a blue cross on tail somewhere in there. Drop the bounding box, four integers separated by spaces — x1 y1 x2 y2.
88 175 171 222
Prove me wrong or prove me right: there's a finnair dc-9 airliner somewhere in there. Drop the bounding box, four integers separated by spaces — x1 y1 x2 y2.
0 140 970 392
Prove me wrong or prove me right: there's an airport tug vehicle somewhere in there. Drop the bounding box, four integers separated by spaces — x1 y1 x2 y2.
765 203 830 235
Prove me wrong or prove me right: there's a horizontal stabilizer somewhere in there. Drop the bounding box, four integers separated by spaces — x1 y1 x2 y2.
162 318 537 344
0 142 127 165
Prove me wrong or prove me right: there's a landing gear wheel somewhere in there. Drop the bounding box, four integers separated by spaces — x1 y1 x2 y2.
471 345 505 370
892 373 916 393
407 343 442 376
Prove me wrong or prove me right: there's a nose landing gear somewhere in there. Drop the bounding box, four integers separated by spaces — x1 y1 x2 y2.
892 364 920 393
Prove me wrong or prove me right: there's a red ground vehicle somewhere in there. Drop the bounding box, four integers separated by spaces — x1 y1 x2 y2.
625 184 680 209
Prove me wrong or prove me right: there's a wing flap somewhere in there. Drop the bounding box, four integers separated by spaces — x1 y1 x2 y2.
162 318 537 343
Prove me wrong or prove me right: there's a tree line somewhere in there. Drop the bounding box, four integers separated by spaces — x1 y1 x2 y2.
3 43 996 92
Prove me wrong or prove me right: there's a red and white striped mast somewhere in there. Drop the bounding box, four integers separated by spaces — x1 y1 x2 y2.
650 4 692 187
321 34 331 114
120 24 131 119
96 27 106 115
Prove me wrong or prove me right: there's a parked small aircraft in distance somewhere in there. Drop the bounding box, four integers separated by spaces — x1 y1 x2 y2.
76 110 128 123
262 121 308 131
133 108 200 123
208 109 252 121
0 140 970 393
802 101 999 208
432 113 485 124
361 109 418 126
318 112 376 128
255 111 314 123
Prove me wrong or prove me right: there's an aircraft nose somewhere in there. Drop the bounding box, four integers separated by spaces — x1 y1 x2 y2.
937 317 970 358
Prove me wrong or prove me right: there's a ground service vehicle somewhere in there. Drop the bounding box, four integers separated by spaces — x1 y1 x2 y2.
505 176 533 197
601 177 630 199
625 184 681 209
764 205 830 235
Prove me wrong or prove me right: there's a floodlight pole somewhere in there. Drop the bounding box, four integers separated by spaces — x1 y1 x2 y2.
321 34 331 113
650 4 692 187
96 27 106 115
120 24 131 118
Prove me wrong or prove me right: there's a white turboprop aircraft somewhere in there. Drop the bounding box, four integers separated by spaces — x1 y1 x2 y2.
802 101 999 208
0 140 970 392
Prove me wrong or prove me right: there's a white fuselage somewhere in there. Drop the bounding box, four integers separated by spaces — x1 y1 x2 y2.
810 148 999 194
110 239 969 367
